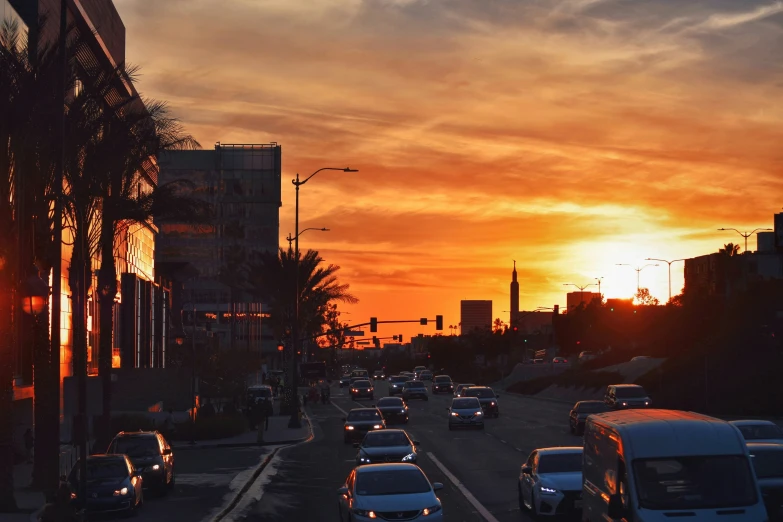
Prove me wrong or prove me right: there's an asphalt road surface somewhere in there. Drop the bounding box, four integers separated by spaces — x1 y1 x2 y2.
240 379 583 522
131 445 269 522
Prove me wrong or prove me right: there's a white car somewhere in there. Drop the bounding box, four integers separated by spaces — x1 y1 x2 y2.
519 447 583 517
730 420 783 444
338 463 443 521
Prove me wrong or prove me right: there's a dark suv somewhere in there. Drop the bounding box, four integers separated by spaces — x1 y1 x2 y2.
462 386 499 417
431 375 454 394
107 431 174 493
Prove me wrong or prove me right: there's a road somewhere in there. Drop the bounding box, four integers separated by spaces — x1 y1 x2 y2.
239 379 582 522
131 445 269 522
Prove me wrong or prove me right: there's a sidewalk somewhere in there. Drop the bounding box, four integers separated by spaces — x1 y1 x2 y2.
172 413 312 450
10 444 78 522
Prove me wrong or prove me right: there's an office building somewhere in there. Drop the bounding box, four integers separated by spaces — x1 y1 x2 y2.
157 144 282 356
566 291 601 311
460 300 492 334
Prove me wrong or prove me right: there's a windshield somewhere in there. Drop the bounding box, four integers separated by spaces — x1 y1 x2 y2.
352 371 368 378
112 437 159 457
377 398 403 407
633 455 757 510
452 398 480 409
434 376 451 383
538 453 582 474
355 469 431 496
363 432 410 448
464 388 494 398
347 410 382 421
750 449 783 479
615 387 648 399
353 380 371 388
737 424 783 440
576 402 607 413
405 381 425 389
390 376 408 383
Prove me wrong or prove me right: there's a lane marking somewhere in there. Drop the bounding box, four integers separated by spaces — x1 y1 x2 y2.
515 447 523 452
499 439 507 444
426 452 501 522
332 402 349 416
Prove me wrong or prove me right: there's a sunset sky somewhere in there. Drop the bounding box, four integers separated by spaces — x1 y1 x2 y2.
115 0 783 339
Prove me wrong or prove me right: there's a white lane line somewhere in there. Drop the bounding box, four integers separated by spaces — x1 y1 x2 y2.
499 439 507 444
332 402 349 416
484 432 493 437
426 452 501 522
514 447 523 452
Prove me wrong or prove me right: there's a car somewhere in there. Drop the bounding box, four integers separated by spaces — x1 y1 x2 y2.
447 397 484 430
247 384 274 402
552 356 568 364
399 371 415 380
731 420 783 443
350 380 375 400
106 430 174 493
568 400 609 435
519 447 583 517
374 397 409 424
343 408 386 443
337 463 444 521
67 454 144 516
388 375 411 396
461 386 499 417
453 383 476 397
339 374 351 388
351 369 370 380
603 384 652 409
747 442 783 520
578 351 596 362
431 375 454 394
419 370 433 381
412 366 426 375
402 380 428 401
373 370 385 380
354 429 419 465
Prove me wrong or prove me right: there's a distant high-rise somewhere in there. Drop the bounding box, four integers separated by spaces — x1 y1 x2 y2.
460 300 492 334
510 261 519 327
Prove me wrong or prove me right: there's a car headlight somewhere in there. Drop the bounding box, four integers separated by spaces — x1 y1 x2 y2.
359 456 371 463
353 508 377 518
345 426 355 430
402 453 416 462
423 504 442 516
474 411 483 416
400 409 406 414
540 486 558 495
113 487 129 496
490 401 496 406
372 424 382 429
151 464 160 471
622 402 628 406
451 412 459 417
645 401 650 405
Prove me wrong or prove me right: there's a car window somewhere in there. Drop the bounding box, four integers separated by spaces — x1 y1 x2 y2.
78 459 129 480
452 398 480 409
537 453 583 474
355 469 431 496
463 388 494 398
347 410 382 421
405 381 425 388
362 431 409 447
377 398 403 407
738 424 783 440
353 380 371 387
614 387 648 399
112 436 160 457
576 402 608 413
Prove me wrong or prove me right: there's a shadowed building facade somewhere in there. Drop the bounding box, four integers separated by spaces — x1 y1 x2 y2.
460 300 492 334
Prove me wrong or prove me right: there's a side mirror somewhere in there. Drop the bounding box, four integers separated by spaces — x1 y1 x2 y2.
413 440 420 446
607 493 626 519
521 465 532 475
353 443 360 448
432 482 443 491
337 486 349 496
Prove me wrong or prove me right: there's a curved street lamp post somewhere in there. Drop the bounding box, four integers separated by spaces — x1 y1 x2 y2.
615 264 658 292
645 258 685 301
717 227 773 254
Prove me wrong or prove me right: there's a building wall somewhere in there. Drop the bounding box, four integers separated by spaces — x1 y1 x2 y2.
460 300 492 334
566 291 600 310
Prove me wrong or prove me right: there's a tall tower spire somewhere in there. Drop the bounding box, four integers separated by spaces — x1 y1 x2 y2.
510 260 519 327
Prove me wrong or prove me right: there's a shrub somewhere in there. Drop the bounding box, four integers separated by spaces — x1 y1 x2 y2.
169 413 248 441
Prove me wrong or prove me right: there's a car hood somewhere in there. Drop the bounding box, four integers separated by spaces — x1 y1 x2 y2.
378 406 406 413
540 472 582 492
360 445 414 457
127 455 160 466
354 491 437 511
346 420 384 428
452 407 482 415
86 477 126 489
471 397 497 403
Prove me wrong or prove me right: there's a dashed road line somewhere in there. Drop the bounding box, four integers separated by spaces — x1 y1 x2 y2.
331 402 349 416
514 447 523 452
499 439 507 444
426 452 501 522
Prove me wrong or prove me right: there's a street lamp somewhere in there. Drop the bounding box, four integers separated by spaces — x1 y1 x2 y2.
717 227 772 253
595 277 604 300
645 258 685 302
290 167 357 428
615 264 658 291
21 265 49 316
563 283 597 307
286 228 330 250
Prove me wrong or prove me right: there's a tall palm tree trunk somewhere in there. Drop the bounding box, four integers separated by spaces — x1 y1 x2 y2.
0 267 17 512
68 225 91 447
96 222 116 448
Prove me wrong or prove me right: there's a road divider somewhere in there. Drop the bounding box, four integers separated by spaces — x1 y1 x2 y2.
426 452 501 522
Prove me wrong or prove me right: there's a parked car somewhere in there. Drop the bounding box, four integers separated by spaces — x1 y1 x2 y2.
106 430 174 493
568 400 609 435
354 429 419 465
731 420 783 444
519 447 583 517
337 464 443 521
67 454 144 516
343 408 386 443
582 409 768 522
447 397 484 430
603 384 652 409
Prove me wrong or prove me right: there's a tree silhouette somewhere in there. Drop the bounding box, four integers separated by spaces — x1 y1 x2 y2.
719 243 740 257
634 287 660 306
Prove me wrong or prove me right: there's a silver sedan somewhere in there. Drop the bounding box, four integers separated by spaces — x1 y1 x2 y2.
447 397 484 430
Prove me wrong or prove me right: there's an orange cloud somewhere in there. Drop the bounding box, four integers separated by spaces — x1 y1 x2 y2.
115 0 783 339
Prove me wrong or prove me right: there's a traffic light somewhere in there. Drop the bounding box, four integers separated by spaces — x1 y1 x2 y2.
398 334 403 343
373 336 380 348
370 317 378 332
420 318 427 325
427 352 431 359
435 315 443 330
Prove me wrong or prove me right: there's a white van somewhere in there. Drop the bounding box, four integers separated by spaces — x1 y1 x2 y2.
582 409 767 521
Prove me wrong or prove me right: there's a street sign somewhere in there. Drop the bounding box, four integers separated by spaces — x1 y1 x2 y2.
345 330 365 336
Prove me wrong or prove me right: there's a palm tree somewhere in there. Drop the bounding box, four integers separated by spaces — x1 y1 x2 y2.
719 243 740 257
